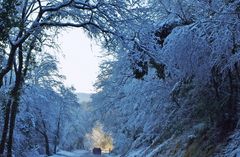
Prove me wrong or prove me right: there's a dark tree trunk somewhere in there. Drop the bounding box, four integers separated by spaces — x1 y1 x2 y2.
53 140 57 154
221 70 238 133
54 115 61 154
44 133 51 156
0 45 23 157
0 66 14 154
6 97 19 157
234 63 240 80
6 84 22 157
0 100 11 155
35 118 52 156
42 118 51 156
35 127 52 156
0 46 17 88
228 70 238 118
6 44 23 157
0 46 17 156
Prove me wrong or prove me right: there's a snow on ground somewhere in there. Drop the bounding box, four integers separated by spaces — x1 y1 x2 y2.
50 150 118 157
50 150 88 157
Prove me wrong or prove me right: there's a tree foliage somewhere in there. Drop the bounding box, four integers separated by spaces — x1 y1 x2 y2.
92 0 240 156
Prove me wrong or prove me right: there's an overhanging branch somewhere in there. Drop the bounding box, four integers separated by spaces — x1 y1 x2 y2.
42 0 74 12
39 21 113 34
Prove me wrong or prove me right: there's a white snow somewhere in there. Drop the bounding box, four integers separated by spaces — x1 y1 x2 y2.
50 150 90 157
50 150 117 157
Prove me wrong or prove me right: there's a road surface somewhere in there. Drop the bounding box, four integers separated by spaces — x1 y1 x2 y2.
51 150 113 157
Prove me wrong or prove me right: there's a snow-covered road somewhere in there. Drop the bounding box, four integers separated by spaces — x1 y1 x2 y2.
50 150 112 157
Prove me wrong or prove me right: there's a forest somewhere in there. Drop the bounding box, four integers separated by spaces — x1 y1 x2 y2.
0 0 240 157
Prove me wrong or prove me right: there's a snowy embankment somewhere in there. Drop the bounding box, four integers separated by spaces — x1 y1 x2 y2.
50 150 118 157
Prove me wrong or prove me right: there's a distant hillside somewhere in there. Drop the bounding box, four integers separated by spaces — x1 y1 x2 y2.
77 93 92 103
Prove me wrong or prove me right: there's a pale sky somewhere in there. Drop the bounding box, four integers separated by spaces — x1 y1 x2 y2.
58 28 102 93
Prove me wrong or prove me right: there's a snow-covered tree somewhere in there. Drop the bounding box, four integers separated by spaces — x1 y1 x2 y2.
0 0 143 156
92 0 240 156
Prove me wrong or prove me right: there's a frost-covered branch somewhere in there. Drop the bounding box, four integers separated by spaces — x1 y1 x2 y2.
42 0 74 12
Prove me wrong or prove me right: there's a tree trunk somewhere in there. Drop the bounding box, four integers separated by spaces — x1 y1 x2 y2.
36 117 52 156
53 140 57 154
0 67 14 155
6 44 23 157
0 100 11 155
44 133 51 156
0 46 17 88
54 115 61 154
35 123 52 156
225 70 237 131
6 94 20 157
